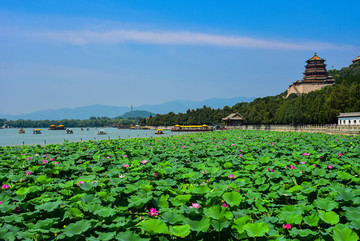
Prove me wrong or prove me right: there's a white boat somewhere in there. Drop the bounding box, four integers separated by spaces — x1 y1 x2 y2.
96 130 107 135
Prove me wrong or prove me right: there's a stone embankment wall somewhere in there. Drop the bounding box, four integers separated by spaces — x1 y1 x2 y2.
226 124 360 135
148 125 360 135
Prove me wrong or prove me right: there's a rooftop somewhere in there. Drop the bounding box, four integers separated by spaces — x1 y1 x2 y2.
338 112 360 118
308 52 324 61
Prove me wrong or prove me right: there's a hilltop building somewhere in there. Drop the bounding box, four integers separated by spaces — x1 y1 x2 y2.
349 56 360 69
286 53 335 98
222 113 243 126
338 112 360 125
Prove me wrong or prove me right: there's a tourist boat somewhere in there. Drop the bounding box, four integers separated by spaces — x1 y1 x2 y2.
66 129 73 134
33 129 42 134
86 127 89 131
155 129 164 135
81 128 84 131
129 124 136 130
171 124 213 132
19 128 25 134
48 124 66 130
96 130 107 135
141 126 150 130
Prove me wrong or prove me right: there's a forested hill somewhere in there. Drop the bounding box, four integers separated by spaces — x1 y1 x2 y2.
145 65 360 126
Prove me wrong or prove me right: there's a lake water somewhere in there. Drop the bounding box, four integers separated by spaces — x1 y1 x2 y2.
0 128 183 146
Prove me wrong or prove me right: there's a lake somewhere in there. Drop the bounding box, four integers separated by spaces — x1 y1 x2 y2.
0 128 183 146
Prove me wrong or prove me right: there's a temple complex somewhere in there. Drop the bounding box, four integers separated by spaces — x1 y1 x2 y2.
349 56 360 68
286 53 335 98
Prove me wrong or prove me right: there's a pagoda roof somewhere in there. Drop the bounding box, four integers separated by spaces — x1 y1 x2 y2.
222 113 243 121
352 56 360 62
308 52 324 61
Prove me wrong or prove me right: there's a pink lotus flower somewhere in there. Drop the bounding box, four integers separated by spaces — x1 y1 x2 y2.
313 164 317 167
26 171 31 176
189 203 200 209
42 160 48 164
27 157 31 160
153 172 159 177
148 208 158 216
206 179 209 183
285 165 288 169
338 153 342 157
328 165 333 169
119 175 125 178
106 156 110 159
222 203 229 208
239 154 242 157
54 162 59 165
123 164 129 168
290 165 295 170
2 184 9 190
141 160 148 164
49 158 53 161
302 153 310 156
232 143 235 146
301 162 306 164
123 155 128 158
283 224 292 230
201 170 205 174
20 178 23 182
226 185 229 189
0 200 2 204
229 174 235 179
77 181 84 186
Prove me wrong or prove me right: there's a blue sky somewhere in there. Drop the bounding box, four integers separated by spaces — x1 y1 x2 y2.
1 0 359 115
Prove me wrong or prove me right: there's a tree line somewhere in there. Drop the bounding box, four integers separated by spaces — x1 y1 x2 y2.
0 117 139 128
142 65 360 126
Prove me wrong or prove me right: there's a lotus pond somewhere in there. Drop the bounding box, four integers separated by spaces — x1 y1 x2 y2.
0 130 360 240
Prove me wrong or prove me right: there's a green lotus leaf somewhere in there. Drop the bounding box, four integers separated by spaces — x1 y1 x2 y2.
81 194 101 204
94 206 116 217
1 214 23 223
37 175 52 184
243 222 269 237
333 227 359 241
278 213 303 224
210 220 230 232
79 182 93 191
115 230 150 241
170 194 191 206
35 201 63 212
289 228 317 237
169 224 191 238
222 191 242 207
161 212 185 224
184 217 210 233
205 190 224 198
232 216 250 233
192 185 210 195
63 220 92 237
127 195 152 209
336 171 353 181
204 205 233 221
314 198 339 211
94 231 116 241
318 210 340 225
16 187 29 196
304 214 319 226
140 219 168 235
343 207 360 221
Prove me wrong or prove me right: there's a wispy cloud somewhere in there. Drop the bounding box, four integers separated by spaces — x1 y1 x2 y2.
10 28 357 50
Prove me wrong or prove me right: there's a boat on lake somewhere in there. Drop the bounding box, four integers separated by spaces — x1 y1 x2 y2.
49 124 66 130
155 129 164 135
19 128 25 134
66 129 73 134
96 130 107 135
33 129 42 134
171 124 213 132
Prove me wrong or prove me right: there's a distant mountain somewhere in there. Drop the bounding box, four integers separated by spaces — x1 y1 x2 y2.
136 96 256 114
119 110 155 119
0 97 255 120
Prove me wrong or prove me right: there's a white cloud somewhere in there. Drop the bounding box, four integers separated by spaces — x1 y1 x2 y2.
27 29 354 50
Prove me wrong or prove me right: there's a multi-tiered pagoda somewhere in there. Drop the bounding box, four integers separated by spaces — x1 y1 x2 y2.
350 56 360 68
286 53 334 98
